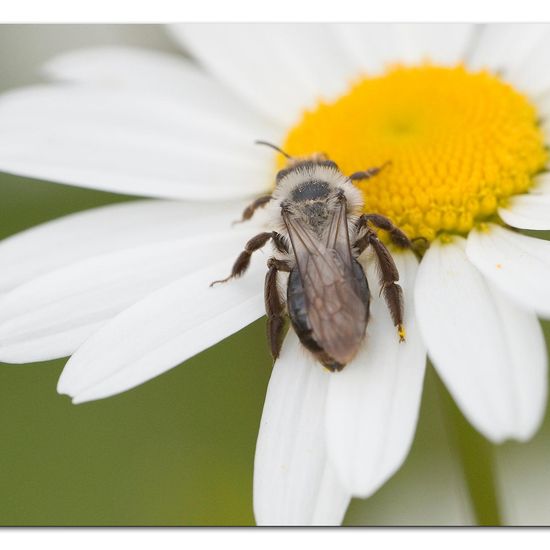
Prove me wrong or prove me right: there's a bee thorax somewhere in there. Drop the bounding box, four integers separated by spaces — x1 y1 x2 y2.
294 200 330 234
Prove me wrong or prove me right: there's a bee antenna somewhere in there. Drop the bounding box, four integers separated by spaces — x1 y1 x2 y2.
255 140 294 160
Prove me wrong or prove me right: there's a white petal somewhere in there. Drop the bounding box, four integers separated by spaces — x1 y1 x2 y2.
499 193 550 230
536 96 550 138
336 23 474 75
416 237 547 442
346 369 473 526
529 172 550 195
325 250 426 497
0 25 161 85
0 199 251 292
468 24 550 78
42 46 284 137
0 230 252 363
466 224 550 318
495 408 550 525
253 331 350 526
0 84 279 199
43 46 231 97
334 24 396 75
391 23 475 66
170 23 358 127
58 256 267 403
501 29 550 96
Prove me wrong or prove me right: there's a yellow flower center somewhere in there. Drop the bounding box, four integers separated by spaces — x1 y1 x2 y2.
280 65 547 242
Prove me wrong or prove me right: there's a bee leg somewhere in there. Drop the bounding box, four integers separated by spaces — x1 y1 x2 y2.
348 161 392 182
266 257 292 272
210 231 275 286
357 213 411 249
354 232 371 256
272 232 290 254
358 228 406 342
233 195 272 225
265 258 291 360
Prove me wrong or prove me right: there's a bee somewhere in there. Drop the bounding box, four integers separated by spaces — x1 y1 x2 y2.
211 142 411 371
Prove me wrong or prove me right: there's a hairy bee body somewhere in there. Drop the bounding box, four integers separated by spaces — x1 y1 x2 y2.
212 148 409 371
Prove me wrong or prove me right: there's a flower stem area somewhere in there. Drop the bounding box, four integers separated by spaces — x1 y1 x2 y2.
434 370 503 526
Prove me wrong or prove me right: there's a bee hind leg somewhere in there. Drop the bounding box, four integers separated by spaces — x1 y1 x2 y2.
265 258 291 360
355 228 406 342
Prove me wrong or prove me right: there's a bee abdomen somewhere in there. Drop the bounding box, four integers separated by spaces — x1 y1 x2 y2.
287 262 370 371
287 268 323 356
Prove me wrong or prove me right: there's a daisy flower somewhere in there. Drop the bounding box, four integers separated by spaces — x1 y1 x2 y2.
0 23 549 525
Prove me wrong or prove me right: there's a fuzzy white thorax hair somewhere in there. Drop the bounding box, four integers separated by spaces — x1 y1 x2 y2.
267 162 364 236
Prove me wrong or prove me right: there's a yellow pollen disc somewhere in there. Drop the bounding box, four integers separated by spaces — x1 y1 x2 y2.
280 65 548 242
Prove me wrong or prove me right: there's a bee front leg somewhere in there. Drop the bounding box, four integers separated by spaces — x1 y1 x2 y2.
355 228 406 342
233 195 272 225
265 257 291 360
348 161 391 182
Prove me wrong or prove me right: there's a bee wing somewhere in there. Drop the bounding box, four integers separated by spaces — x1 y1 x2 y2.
283 198 368 365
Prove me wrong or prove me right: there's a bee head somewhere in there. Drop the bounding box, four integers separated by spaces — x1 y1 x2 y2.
254 141 341 185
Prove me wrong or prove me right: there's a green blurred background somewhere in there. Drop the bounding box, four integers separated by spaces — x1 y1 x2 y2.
0 25 550 526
